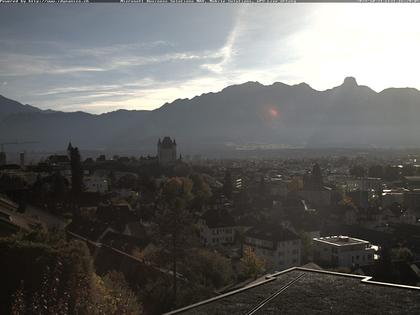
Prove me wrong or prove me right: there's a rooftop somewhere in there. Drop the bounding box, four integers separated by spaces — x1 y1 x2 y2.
245 224 300 243
165 267 420 315
313 235 370 247
201 209 235 229
159 136 176 148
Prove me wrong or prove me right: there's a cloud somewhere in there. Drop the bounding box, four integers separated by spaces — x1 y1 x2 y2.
2 5 420 114
71 40 173 58
0 42 221 78
0 53 107 76
277 4 420 91
201 6 247 74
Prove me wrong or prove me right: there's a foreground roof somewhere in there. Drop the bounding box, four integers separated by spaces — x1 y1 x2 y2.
165 267 420 314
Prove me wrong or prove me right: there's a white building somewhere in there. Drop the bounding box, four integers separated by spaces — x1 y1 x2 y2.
313 235 375 268
342 177 383 193
197 209 235 246
244 225 301 271
84 176 109 193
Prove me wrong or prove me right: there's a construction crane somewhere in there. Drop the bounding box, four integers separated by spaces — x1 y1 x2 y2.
0 141 39 152
0 141 39 165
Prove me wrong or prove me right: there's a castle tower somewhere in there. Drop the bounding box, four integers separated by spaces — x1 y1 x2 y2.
157 136 177 164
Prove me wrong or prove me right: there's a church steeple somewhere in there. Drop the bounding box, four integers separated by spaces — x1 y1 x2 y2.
67 142 73 156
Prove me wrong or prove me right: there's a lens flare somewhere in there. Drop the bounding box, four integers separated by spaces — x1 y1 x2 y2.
269 108 279 117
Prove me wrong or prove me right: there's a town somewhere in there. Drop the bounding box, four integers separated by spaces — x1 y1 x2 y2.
1 137 420 314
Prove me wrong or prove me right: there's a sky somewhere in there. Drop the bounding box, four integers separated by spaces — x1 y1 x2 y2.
1 4 420 114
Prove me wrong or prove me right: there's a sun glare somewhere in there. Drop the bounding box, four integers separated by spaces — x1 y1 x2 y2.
269 108 279 118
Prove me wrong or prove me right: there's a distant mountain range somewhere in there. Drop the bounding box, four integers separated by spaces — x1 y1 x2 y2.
1 77 420 155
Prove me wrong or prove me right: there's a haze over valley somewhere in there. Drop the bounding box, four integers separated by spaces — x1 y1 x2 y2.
2 77 420 156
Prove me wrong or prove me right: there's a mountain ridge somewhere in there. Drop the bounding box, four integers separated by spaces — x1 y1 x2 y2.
1 77 420 154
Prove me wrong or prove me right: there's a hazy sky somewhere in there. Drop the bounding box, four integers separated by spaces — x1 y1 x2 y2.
0 4 420 114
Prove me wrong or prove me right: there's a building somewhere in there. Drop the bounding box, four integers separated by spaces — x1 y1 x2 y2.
313 235 375 268
0 197 41 237
267 179 288 197
46 154 70 168
157 136 177 164
404 189 420 211
18 152 25 168
382 189 406 207
0 151 6 166
346 190 369 208
404 176 420 190
297 187 332 207
197 209 235 246
342 177 383 194
165 267 420 315
83 176 109 193
244 224 301 271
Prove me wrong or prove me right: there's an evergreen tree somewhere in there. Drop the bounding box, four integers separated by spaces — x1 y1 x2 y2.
190 174 212 211
311 163 323 186
52 172 68 203
349 165 366 178
223 171 233 199
70 147 83 201
156 177 194 308
368 165 384 178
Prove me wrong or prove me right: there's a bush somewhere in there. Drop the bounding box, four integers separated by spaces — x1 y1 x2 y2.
3 230 142 314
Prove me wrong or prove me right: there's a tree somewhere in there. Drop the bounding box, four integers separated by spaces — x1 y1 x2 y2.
241 247 265 279
190 174 212 211
223 171 233 199
116 173 138 190
402 165 416 177
258 175 266 195
298 231 313 264
375 245 394 282
51 172 68 205
0 230 91 314
311 163 323 187
349 165 366 178
391 247 414 263
98 271 142 314
288 177 303 192
383 165 400 181
368 165 384 178
5 229 142 315
155 177 194 307
70 147 84 201
184 249 234 289
107 171 116 190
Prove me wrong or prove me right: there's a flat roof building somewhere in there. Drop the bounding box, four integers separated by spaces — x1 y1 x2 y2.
313 235 375 268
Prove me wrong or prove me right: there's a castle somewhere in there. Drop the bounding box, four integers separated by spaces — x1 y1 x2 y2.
157 136 177 164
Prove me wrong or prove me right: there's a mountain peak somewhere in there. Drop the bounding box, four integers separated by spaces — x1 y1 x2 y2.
294 82 311 89
342 76 358 87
